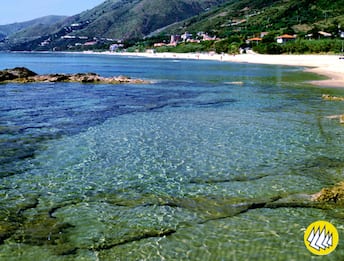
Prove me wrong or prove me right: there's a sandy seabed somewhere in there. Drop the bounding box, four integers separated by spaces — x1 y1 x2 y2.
99 51 344 88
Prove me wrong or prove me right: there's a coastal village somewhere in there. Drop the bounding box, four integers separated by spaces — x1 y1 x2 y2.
39 27 342 53
38 21 123 51
46 21 343 53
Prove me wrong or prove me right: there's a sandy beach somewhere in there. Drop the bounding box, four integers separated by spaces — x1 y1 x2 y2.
102 51 344 88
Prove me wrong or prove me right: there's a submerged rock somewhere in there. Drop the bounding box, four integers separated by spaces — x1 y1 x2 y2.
12 215 74 246
322 94 344 124
0 221 18 244
0 67 148 84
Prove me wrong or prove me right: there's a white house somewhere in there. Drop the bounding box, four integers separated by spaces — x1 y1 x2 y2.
181 32 193 42
109 43 124 52
246 37 262 45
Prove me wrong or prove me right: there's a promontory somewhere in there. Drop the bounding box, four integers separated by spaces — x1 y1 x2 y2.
0 67 148 84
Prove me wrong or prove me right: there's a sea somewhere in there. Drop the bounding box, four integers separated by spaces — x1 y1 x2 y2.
1 52 344 260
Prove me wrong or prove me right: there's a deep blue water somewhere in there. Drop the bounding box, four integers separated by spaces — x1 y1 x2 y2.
1 52 344 260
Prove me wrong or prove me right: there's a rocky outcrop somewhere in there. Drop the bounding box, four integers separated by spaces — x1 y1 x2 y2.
0 67 37 82
0 67 148 84
312 182 344 203
322 94 344 101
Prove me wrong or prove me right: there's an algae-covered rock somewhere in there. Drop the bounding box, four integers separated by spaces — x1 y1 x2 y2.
13 215 74 246
312 182 344 203
0 221 18 244
0 195 40 244
322 94 344 101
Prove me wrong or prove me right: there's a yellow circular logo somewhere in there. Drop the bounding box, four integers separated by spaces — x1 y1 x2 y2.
304 220 339 256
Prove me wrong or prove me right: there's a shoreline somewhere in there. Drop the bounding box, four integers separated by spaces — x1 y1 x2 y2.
98 51 344 88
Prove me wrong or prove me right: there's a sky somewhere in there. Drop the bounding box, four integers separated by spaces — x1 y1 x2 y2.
0 0 105 25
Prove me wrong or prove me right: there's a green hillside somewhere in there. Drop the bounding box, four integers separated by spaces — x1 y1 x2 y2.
4 0 344 52
0 16 68 50
72 0 227 39
6 0 226 51
0 16 67 42
0 16 67 36
161 0 344 37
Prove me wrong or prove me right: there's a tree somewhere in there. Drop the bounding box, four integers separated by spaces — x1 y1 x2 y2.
283 27 296 35
307 26 321 39
262 32 277 44
215 39 230 53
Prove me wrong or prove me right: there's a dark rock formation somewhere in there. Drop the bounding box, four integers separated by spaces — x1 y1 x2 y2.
0 67 37 82
0 67 148 84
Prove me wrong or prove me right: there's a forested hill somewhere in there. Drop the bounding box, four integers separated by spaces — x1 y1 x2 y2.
160 0 344 37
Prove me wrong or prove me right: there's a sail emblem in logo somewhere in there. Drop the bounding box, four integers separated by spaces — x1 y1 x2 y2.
304 220 339 255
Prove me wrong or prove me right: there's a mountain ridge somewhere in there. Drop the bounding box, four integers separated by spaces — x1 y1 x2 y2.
0 16 67 41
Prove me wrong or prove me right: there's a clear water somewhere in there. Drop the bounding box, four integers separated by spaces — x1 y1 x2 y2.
1 52 344 260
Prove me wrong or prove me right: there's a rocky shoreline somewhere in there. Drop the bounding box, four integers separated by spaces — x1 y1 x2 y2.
0 67 148 84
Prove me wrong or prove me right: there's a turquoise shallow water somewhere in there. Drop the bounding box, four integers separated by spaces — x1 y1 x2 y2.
1 53 344 260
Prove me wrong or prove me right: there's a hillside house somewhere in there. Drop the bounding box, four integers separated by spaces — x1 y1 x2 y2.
318 31 332 38
246 37 262 45
170 35 181 46
201 33 217 41
305 31 333 40
260 32 269 38
40 38 51 47
181 32 193 42
153 43 167 47
276 34 296 44
187 39 201 43
71 23 82 30
109 43 124 52
84 41 97 46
